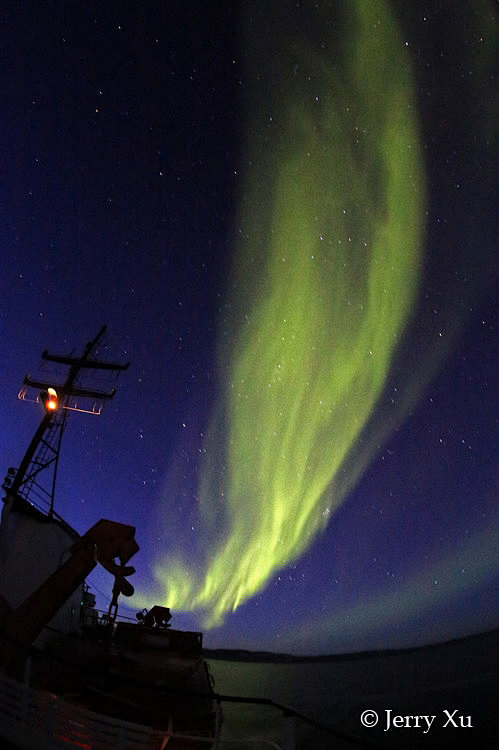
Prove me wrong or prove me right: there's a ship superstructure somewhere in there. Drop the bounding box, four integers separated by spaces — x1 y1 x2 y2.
0 328 220 749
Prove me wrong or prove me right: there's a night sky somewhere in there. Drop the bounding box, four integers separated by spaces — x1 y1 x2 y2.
1 1 497 655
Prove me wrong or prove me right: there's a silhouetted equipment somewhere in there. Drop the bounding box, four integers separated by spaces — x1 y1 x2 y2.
136 605 172 629
0 519 139 670
8 325 129 514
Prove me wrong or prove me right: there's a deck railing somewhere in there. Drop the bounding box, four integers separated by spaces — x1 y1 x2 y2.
0 637 385 750
0 669 170 749
0 668 288 749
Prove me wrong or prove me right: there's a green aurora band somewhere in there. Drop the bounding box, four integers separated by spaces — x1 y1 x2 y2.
149 1 427 626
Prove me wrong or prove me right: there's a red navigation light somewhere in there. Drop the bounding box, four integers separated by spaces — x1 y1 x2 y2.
41 387 59 413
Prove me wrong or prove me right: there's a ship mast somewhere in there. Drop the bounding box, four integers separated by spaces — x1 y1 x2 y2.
4 325 129 516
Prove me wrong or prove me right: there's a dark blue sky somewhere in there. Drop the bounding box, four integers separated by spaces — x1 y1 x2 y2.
1 1 497 654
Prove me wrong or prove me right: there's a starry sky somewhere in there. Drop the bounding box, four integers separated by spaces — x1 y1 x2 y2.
1 1 497 655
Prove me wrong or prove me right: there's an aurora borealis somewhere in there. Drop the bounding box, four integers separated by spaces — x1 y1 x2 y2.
146 0 427 625
1 0 497 655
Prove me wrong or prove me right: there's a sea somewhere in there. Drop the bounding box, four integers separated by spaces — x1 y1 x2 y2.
206 628 498 749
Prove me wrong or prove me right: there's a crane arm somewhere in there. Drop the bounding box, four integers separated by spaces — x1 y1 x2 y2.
0 519 139 670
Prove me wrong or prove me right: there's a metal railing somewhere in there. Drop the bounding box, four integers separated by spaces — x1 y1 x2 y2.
211 691 388 750
0 667 389 750
0 668 283 749
0 669 168 749
0 631 387 750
